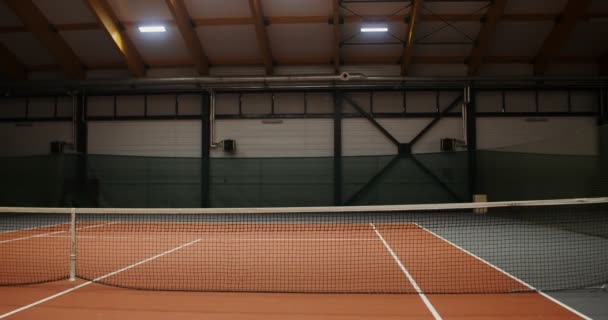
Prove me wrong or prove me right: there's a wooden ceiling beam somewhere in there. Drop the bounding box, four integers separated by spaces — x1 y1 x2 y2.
248 0 273 75
401 0 424 75
3 0 85 79
467 0 508 75
85 0 146 77
165 0 209 75
533 0 592 75
332 0 341 74
0 43 27 79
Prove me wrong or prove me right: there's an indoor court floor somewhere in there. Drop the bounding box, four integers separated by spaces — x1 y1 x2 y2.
0 217 601 320
0 281 592 320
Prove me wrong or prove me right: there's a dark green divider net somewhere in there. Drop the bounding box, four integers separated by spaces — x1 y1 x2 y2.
1 198 607 293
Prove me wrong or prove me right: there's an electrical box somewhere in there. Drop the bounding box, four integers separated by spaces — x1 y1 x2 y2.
50 141 65 154
441 138 466 152
223 139 236 153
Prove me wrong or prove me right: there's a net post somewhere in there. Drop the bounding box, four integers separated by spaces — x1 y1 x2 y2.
473 194 488 214
69 208 76 281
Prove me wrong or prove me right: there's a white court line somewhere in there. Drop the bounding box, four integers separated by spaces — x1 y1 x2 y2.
0 238 202 319
0 223 116 245
0 223 67 235
0 230 66 244
370 223 442 320
40 235 379 241
77 222 120 230
415 223 592 320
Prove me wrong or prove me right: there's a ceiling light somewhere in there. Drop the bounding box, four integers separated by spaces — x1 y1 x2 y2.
361 26 388 33
138 25 166 33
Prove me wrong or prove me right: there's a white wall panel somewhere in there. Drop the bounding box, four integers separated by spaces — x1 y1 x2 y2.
216 94 240 115
178 95 201 115
440 91 463 113
116 95 145 116
0 122 72 156
539 91 568 112
571 91 597 112
28 98 55 118
477 117 598 155
476 91 503 112
147 95 176 116
275 93 305 114
343 92 371 113
343 119 396 156
0 98 26 118
407 118 464 154
87 96 114 117
88 121 201 157
373 91 404 113
406 91 438 113
241 93 271 114
0 97 72 119
505 91 536 112
343 118 463 155
211 119 333 158
57 97 73 117
306 93 333 114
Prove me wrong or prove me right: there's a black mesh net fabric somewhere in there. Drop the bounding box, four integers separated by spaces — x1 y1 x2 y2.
0 212 71 285
1 201 608 294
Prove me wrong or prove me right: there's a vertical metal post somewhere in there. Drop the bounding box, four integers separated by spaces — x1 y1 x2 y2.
403 89 407 114
144 95 148 117
113 95 117 119
465 85 477 151
201 91 211 208
72 93 77 148
333 91 342 206
598 87 606 126
76 92 88 200
238 93 243 116
53 96 58 118
465 85 478 201
76 92 87 154
69 207 76 281
436 89 440 113
24 97 29 119
271 92 275 115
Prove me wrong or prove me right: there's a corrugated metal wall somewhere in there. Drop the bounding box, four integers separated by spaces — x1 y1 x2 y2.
0 89 600 157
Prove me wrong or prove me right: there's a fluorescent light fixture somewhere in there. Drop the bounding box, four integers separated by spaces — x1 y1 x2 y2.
138 25 166 33
361 27 388 33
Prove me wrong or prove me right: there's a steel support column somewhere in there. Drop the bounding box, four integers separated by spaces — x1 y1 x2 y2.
410 94 464 148
201 91 211 207
75 92 87 154
600 86 607 126
341 94 409 154
334 91 343 206
76 92 88 194
465 85 478 200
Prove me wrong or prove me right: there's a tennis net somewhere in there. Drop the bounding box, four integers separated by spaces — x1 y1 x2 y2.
1 197 607 294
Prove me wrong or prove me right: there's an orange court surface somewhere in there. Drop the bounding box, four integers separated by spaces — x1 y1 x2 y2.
0 219 591 319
